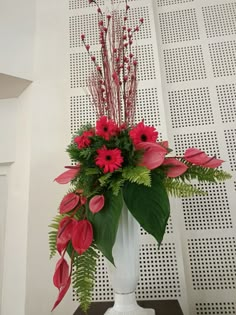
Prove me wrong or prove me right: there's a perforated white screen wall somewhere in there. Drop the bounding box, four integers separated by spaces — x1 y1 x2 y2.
155 0 236 313
68 0 236 314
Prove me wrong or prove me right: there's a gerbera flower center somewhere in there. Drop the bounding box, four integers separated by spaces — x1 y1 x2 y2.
106 155 112 161
103 127 108 132
141 134 147 141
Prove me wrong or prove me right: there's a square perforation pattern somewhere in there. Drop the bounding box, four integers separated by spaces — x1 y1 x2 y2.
70 96 96 133
188 237 236 290
157 0 194 6
136 45 157 81
195 302 236 315
163 46 206 83
135 88 161 127
216 84 236 124
182 182 232 231
202 3 236 39
69 0 105 10
174 131 220 158
159 9 200 44
140 216 173 236
69 14 99 48
137 243 181 299
70 51 102 88
169 87 214 128
224 129 236 171
209 40 236 77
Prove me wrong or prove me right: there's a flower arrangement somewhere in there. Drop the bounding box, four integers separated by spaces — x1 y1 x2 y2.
49 0 231 313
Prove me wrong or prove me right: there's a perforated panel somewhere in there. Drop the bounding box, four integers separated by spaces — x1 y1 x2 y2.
182 182 232 230
137 243 181 299
216 84 236 123
70 51 102 88
135 88 161 127
157 0 194 7
69 0 105 10
224 129 236 171
136 45 157 81
159 9 200 44
70 96 96 133
69 14 99 48
209 40 236 77
195 302 236 315
174 131 221 157
169 87 214 128
140 216 173 236
202 3 236 38
163 46 207 83
188 237 236 290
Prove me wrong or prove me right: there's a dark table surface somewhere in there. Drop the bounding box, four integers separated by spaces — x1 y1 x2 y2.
74 300 184 315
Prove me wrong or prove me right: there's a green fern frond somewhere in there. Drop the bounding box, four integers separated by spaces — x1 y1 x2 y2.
181 164 232 183
85 168 100 175
122 166 151 187
164 178 207 197
48 213 67 259
98 173 112 186
72 245 99 313
110 177 125 196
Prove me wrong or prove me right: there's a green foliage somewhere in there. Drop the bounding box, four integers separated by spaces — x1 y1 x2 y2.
86 191 123 264
110 177 125 196
123 171 170 245
181 164 232 183
122 166 151 187
98 173 112 186
72 245 99 313
48 214 67 259
164 178 207 197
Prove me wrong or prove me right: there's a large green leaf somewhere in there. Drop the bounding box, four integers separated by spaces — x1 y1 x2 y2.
86 191 123 264
123 171 170 245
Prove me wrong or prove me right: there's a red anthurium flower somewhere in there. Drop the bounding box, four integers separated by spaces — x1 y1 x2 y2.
96 116 119 140
89 195 105 213
56 217 75 255
74 130 94 149
59 193 80 214
72 220 93 255
53 257 70 289
129 121 158 146
162 158 188 178
95 146 123 173
51 257 71 311
54 165 80 184
184 148 224 168
136 142 167 170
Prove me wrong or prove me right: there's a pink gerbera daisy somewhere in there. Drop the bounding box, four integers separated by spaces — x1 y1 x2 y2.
96 116 119 140
74 130 94 149
95 146 123 173
129 121 158 146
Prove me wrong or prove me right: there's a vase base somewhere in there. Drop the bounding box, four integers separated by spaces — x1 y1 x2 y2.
104 307 155 315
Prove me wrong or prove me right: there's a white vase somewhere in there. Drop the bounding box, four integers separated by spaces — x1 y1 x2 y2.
104 202 155 315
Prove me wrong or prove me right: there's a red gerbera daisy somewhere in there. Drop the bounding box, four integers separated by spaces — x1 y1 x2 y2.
95 146 123 173
96 116 119 140
129 121 158 146
74 130 94 149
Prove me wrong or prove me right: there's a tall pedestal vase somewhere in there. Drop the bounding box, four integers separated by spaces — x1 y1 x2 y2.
104 203 155 315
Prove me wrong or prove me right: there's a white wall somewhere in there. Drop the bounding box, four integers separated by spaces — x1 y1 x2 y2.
0 99 18 163
0 0 35 79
